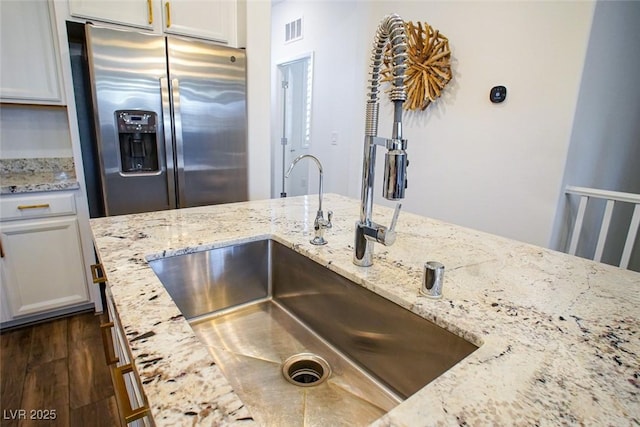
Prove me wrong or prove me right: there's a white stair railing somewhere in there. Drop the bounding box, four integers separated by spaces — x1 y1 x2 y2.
565 186 640 269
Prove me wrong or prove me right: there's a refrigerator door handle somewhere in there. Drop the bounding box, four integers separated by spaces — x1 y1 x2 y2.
171 78 187 208
160 77 177 209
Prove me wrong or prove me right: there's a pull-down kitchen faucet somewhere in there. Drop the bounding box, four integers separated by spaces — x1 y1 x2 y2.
354 13 409 267
286 154 333 245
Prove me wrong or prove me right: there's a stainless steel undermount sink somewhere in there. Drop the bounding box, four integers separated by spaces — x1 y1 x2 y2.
148 239 478 426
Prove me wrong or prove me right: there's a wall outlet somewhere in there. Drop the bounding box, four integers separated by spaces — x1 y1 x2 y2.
331 131 338 146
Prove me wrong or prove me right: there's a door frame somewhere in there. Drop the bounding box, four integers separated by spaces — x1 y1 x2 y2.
273 51 314 198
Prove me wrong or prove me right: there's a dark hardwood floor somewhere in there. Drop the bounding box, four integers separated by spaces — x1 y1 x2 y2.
1 312 121 427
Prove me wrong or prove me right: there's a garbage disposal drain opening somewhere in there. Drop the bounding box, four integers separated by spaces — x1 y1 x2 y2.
282 353 331 387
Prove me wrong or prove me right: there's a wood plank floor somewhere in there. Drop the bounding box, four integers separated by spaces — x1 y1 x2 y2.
1 312 121 427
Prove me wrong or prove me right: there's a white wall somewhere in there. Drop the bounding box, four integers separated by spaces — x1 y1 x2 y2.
271 1 371 200
551 1 640 270
246 0 273 200
272 0 594 247
0 105 73 158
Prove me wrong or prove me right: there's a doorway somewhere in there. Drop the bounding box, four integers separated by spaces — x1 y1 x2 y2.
275 53 313 197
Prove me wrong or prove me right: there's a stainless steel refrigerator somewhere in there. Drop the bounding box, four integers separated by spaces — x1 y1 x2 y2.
85 25 247 216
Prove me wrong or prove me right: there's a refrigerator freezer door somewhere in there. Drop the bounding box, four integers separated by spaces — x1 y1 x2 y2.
86 26 177 215
166 37 248 207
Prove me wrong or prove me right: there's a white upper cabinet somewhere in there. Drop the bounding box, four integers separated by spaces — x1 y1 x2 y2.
67 0 244 47
162 0 238 45
0 0 64 105
68 0 156 31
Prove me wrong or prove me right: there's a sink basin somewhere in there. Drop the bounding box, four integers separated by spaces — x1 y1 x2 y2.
149 239 478 426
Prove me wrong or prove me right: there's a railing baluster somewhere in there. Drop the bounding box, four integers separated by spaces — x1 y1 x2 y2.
566 186 640 269
594 199 615 262
620 203 640 269
568 195 588 256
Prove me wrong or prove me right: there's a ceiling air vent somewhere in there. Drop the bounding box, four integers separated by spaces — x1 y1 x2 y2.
285 17 303 43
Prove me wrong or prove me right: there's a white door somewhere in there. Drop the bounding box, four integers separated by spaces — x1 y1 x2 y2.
276 56 313 197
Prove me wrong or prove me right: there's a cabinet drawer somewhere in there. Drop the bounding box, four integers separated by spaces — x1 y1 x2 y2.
104 288 152 425
0 193 76 221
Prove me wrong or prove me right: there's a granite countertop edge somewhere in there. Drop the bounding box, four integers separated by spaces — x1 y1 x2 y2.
0 176 81 194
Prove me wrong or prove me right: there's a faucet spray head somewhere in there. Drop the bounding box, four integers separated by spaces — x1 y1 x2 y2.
383 115 408 200
383 142 407 200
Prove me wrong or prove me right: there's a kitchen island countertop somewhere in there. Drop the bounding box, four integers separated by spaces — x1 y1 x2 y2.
90 194 639 426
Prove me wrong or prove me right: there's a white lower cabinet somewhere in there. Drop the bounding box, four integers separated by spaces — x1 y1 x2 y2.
0 192 92 324
102 288 152 426
0 217 88 317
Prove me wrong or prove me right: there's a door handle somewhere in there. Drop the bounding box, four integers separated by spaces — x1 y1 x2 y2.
160 77 177 209
0 237 4 258
171 78 186 206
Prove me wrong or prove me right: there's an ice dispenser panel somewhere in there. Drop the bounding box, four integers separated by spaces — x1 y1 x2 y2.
116 110 159 173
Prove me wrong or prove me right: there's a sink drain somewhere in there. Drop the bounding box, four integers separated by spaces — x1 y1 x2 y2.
282 353 331 387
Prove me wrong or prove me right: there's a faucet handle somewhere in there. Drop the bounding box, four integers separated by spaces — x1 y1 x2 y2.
381 203 401 246
389 203 402 232
327 210 333 227
370 203 401 246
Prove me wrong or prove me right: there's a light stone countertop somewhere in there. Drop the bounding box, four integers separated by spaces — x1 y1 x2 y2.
89 194 640 426
0 158 79 194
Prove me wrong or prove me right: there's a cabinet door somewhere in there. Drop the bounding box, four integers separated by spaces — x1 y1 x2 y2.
0 0 64 104
162 0 237 45
69 0 156 30
0 269 11 323
0 217 89 318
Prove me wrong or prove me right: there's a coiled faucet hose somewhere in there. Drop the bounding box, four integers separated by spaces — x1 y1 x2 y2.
365 13 408 137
